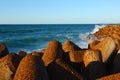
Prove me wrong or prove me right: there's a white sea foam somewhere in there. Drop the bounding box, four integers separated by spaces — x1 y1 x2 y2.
91 24 106 34
77 24 107 48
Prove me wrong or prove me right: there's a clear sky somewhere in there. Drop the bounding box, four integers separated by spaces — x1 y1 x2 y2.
0 0 120 24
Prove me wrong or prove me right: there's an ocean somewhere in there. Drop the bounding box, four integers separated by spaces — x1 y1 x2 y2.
0 24 106 53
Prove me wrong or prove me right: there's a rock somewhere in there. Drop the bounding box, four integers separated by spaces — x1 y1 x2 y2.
40 49 46 54
42 40 63 66
112 49 120 73
83 49 106 80
32 51 43 58
47 58 83 80
14 54 49 80
63 40 81 53
0 43 9 58
113 39 120 50
69 49 86 62
88 40 100 49
92 37 116 63
94 25 120 40
0 54 22 80
97 72 120 80
18 51 27 57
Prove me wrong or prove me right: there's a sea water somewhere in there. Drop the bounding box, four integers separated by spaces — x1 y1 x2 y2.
0 24 106 53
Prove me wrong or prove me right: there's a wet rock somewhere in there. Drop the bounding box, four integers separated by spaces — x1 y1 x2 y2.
63 40 81 53
0 43 9 58
97 72 120 80
83 49 106 80
0 54 22 80
14 54 49 80
42 40 63 66
47 58 83 80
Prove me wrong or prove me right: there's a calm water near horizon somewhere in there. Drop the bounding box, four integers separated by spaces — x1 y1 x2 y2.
0 24 106 53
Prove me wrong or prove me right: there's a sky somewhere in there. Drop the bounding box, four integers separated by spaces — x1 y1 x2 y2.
0 0 120 24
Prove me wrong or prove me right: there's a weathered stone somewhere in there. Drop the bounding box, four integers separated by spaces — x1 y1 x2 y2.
92 37 116 62
97 72 120 80
42 40 63 66
47 58 83 80
18 51 27 57
69 49 86 62
83 49 106 80
0 43 9 58
94 25 120 40
63 40 81 53
0 54 22 80
32 51 43 58
88 40 100 49
14 54 49 80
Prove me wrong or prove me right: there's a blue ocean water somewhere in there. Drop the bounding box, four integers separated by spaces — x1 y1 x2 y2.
0 24 105 53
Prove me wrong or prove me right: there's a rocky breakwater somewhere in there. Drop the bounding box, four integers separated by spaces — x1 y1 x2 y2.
1 25 120 80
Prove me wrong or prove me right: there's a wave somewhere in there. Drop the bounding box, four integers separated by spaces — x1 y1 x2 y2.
91 24 107 34
77 24 107 48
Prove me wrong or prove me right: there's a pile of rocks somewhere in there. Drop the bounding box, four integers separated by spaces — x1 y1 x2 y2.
0 25 120 80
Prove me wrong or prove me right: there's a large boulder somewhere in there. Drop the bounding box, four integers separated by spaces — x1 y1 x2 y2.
47 58 83 80
69 49 86 62
42 40 63 66
0 54 22 80
14 54 49 80
62 40 81 53
0 43 9 58
97 72 120 80
83 49 106 80
92 37 116 63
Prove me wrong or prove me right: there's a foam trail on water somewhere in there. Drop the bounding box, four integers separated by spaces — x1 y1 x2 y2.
77 24 107 48
91 24 106 34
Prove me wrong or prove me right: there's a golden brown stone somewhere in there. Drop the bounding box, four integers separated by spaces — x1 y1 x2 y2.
83 49 106 80
0 54 22 80
14 54 49 80
63 40 81 53
69 49 86 62
42 40 63 66
92 37 116 62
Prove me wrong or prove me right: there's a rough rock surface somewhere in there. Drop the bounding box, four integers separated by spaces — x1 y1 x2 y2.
92 37 116 63
83 49 106 80
14 54 49 80
69 49 86 62
63 40 81 53
0 54 22 80
42 40 63 66
94 25 120 40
